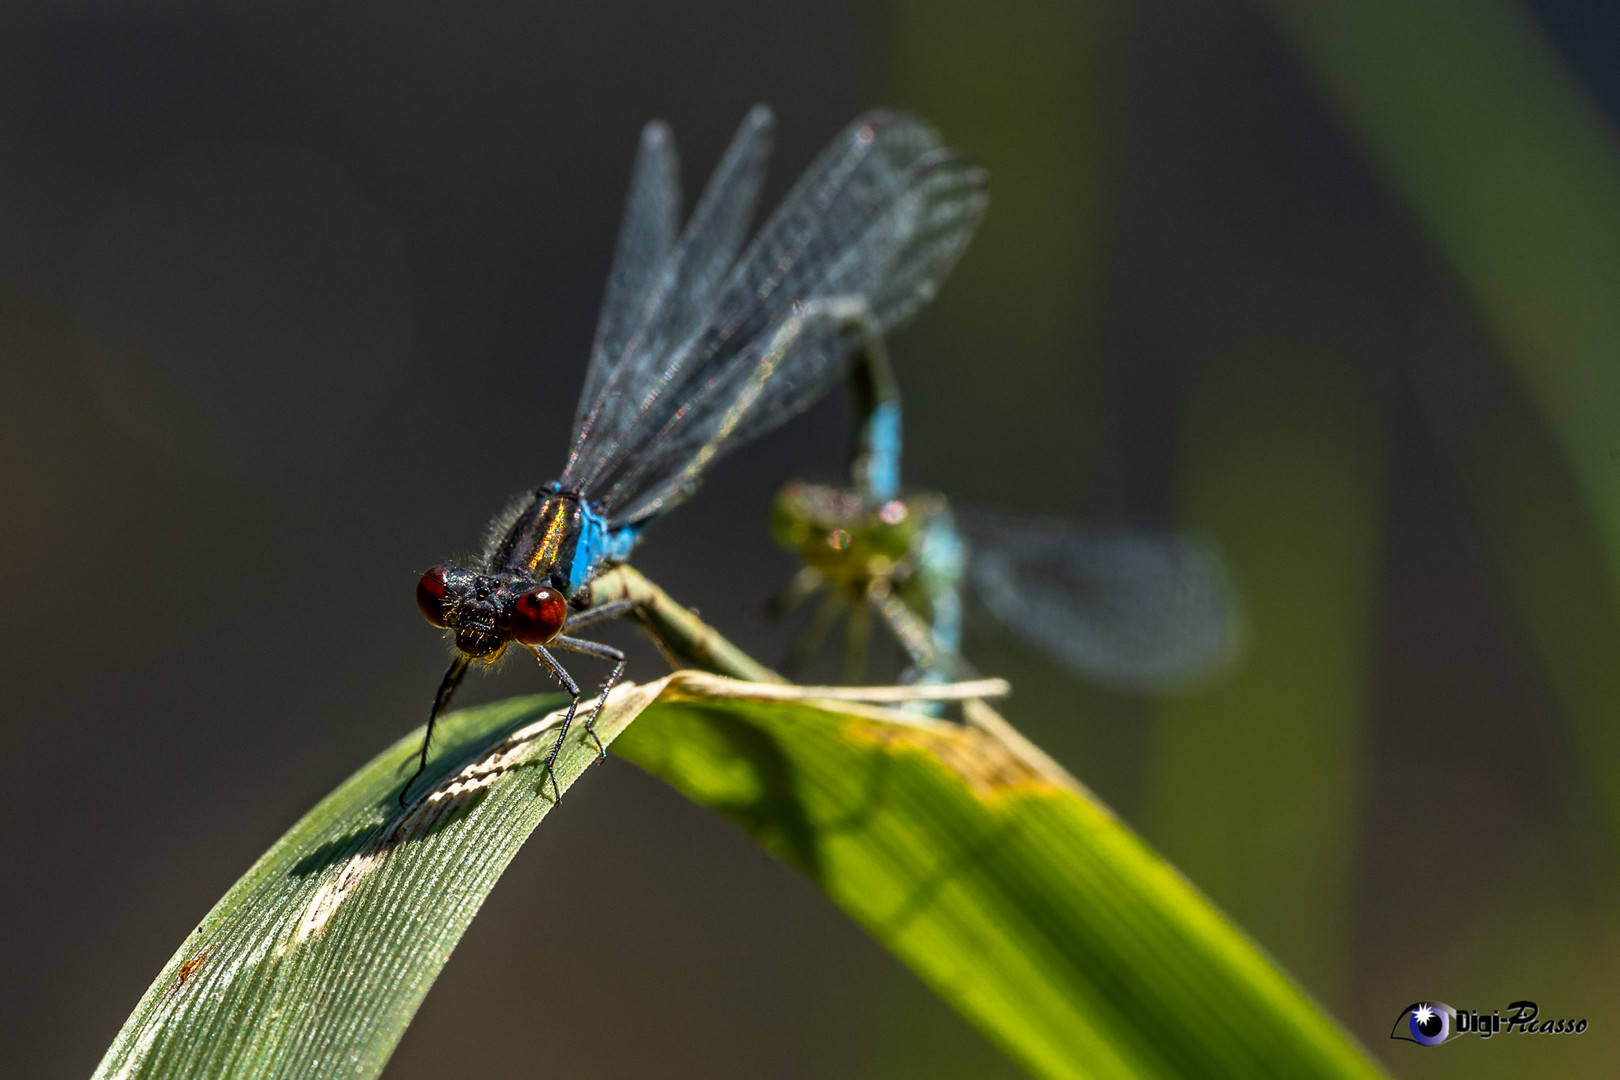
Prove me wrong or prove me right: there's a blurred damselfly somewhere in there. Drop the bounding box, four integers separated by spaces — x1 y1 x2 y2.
769 351 1235 696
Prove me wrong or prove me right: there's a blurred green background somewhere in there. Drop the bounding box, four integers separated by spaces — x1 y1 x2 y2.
3 1 1619 1077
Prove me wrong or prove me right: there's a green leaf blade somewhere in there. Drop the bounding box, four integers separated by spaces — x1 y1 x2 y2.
98 672 1383 1080
615 695 1386 1080
94 689 641 1080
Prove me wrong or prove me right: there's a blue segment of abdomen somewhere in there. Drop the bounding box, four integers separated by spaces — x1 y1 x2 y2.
864 400 903 502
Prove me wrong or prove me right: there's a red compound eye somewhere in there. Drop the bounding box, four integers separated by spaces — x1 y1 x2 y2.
416 565 452 627
510 587 568 645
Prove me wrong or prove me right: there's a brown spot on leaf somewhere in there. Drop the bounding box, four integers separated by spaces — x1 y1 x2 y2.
174 950 209 987
159 945 215 1004
845 717 1059 801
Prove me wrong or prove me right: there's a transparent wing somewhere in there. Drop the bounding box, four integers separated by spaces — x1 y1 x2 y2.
649 106 775 363
569 106 774 467
599 150 987 525
563 109 987 526
577 120 681 419
961 513 1239 694
715 151 990 450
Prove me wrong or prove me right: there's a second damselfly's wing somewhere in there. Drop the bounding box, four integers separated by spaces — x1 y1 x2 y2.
561 109 986 528
961 513 1237 694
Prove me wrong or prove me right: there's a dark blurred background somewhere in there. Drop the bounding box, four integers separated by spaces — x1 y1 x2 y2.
4 1 1620 1077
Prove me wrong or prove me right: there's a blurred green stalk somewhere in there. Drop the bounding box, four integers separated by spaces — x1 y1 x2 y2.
1261 0 1620 846
1155 308 1386 1008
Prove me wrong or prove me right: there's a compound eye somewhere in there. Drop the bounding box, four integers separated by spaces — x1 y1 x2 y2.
416 565 452 627
511 587 568 645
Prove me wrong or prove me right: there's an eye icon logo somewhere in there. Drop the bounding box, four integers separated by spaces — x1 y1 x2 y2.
1391 1002 1457 1046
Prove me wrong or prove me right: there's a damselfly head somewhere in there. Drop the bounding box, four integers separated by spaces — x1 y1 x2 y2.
416 565 566 657
770 481 946 580
769 481 864 551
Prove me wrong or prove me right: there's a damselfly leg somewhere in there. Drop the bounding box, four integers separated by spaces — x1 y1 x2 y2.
588 565 782 685
402 657 473 808
530 636 626 801
766 566 824 620
399 612 630 809
781 590 848 680
401 583 773 808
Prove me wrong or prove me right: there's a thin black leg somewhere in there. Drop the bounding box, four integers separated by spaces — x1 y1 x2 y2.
562 598 636 633
400 655 471 809
586 564 782 683
530 644 583 802
551 634 628 761
780 590 847 680
842 594 872 685
765 566 824 620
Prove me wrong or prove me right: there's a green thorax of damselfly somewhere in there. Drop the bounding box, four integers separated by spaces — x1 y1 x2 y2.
769 480 962 618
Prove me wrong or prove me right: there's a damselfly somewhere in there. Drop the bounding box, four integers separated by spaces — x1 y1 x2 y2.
768 351 1234 696
406 106 987 804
